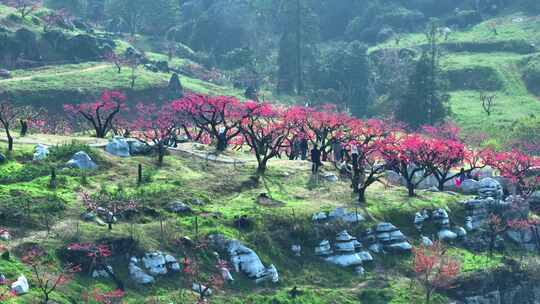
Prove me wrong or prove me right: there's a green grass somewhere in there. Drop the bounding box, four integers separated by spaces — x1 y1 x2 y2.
372 13 540 51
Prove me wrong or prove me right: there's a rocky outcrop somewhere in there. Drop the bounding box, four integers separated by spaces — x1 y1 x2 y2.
128 252 180 284
364 222 412 253
129 257 155 285
210 234 279 284
318 231 373 268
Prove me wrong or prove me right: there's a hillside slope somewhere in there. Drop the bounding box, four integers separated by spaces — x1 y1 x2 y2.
373 12 540 136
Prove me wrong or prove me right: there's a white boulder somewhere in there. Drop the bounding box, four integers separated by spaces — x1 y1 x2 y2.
11 275 29 295
66 151 97 170
33 144 49 161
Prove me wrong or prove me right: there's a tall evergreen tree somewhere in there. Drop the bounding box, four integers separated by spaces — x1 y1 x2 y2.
396 22 449 128
276 0 318 95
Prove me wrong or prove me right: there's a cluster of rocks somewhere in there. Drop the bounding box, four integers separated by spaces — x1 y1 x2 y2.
463 178 510 231
210 234 278 284
364 222 412 253
129 251 181 284
105 136 151 157
414 208 467 241
315 230 372 273
312 207 364 224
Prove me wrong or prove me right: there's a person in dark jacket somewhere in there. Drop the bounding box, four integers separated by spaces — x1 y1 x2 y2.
300 136 309 160
311 144 322 174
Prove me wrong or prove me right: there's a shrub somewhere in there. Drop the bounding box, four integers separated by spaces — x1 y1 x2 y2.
48 141 102 163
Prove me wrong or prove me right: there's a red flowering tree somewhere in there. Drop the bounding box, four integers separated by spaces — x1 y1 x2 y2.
346 119 392 203
412 242 460 304
281 106 311 160
22 246 81 304
63 91 127 138
305 104 350 160
67 243 124 291
239 102 292 176
420 138 467 191
2 0 41 19
171 94 245 151
485 149 540 196
131 102 178 165
380 133 435 197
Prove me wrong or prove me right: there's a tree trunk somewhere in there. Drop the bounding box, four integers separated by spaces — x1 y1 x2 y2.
257 160 267 176
158 148 165 166
407 181 415 197
20 120 28 137
7 131 13 151
438 179 445 191
358 187 366 204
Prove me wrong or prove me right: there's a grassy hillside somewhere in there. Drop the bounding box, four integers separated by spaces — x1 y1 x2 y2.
1 137 507 304
373 12 540 138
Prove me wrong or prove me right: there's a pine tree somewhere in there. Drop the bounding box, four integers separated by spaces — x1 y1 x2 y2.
397 22 449 128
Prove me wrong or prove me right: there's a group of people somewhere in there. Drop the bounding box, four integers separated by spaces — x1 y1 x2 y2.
301 137 359 176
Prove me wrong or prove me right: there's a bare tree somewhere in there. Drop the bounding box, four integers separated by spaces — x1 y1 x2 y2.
480 92 496 116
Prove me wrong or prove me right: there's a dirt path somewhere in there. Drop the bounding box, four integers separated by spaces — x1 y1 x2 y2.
0 64 109 83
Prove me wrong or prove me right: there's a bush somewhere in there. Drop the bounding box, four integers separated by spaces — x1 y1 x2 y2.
444 66 504 91
48 141 102 163
0 162 50 184
358 288 393 304
523 56 540 96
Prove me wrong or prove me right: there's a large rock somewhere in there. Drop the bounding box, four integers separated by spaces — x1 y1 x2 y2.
166 201 192 214
33 144 49 161
322 172 339 182
322 231 373 267
92 265 114 279
462 179 480 194
432 208 450 228
438 229 458 241
477 178 503 199
315 240 333 256
105 136 130 157
327 207 364 223
141 252 180 275
66 151 97 170
11 275 29 295
0 69 11 79
367 222 412 253
128 139 151 155
414 210 429 230
210 235 278 283
129 257 155 284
